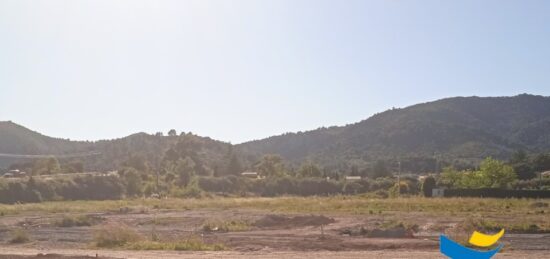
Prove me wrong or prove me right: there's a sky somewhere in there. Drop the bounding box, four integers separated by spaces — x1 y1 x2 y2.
1 0 550 144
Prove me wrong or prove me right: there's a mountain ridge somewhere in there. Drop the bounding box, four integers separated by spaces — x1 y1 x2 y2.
2 94 550 171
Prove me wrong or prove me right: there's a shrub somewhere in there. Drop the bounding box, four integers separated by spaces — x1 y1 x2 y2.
128 238 226 251
93 223 142 247
202 219 251 232
54 215 99 227
9 229 30 244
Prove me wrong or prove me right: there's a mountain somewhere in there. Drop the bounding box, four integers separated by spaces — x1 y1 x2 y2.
0 121 231 171
237 94 550 169
3 94 550 172
0 121 90 155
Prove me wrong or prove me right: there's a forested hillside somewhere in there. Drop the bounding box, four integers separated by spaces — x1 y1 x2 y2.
2 94 550 173
237 94 550 169
0 122 232 172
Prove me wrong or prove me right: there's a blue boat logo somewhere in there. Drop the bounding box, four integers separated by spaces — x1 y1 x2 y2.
439 230 504 259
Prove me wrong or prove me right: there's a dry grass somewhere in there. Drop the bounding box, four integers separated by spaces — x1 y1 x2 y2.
127 238 227 251
8 229 30 244
53 214 101 227
93 223 142 248
202 219 251 232
0 196 547 219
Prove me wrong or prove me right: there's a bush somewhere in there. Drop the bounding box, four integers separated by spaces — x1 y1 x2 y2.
202 219 251 232
389 181 410 197
93 223 142 247
128 238 226 251
54 215 99 227
9 229 30 244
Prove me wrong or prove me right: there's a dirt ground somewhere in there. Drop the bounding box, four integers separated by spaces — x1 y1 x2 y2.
1 249 549 259
0 208 548 258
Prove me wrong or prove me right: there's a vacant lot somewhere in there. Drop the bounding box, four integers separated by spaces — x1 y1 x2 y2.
0 197 548 258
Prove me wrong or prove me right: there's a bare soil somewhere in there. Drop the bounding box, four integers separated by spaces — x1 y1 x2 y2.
0 208 548 258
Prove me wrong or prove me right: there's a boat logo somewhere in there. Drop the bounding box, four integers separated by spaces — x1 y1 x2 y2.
439 229 504 259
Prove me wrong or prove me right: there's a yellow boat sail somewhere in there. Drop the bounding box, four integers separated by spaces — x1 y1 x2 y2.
468 229 505 247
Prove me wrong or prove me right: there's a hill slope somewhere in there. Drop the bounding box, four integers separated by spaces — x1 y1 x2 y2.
237 94 550 167
3 94 550 171
0 122 231 171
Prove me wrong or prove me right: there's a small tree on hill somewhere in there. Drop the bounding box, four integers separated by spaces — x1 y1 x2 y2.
168 129 177 137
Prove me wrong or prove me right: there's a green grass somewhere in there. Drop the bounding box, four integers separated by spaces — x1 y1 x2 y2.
0 196 547 217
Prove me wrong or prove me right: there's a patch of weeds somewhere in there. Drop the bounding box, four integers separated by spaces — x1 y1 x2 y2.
378 220 419 232
54 215 102 227
458 218 549 234
9 229 30 244
127 238 226 251
202 219 251 232
93 223 142 247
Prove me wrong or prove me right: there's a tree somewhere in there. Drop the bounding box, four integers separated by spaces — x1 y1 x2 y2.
61 161 84 174
124 154 148 172
533 153 550 172
175 157 196 187
479 157 517 188
440 158 516 189
371 161 390 179
509 150 535 180
32 157 61 175
513 163 536 180
168 129 177 137
510 150 528 164
255 155 286 178
120 167 143 197
440 166 461 187
421 176 436 197
226 153 243 176
297 161 322 178
350 165 359 176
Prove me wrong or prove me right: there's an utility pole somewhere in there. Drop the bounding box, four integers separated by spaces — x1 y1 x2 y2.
434 152 439 175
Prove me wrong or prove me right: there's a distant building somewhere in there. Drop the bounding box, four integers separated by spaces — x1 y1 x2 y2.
344 176 362 181
241 171 260 179
5 169 27 178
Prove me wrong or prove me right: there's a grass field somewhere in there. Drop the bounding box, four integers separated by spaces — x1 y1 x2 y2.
0 196 547 215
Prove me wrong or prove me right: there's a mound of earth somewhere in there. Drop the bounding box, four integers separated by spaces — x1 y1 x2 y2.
254 214 335 229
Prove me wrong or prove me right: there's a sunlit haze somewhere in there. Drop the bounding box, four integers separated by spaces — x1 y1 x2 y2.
1 0 549 143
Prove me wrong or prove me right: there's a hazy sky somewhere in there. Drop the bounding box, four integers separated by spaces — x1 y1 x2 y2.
1 0 549 143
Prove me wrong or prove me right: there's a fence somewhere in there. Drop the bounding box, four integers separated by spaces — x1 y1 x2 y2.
442 188 550 198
